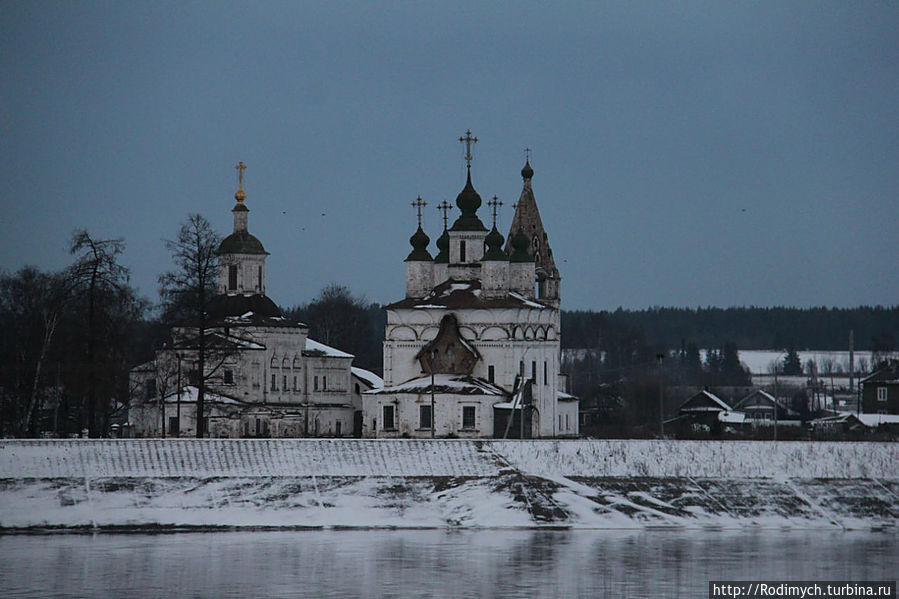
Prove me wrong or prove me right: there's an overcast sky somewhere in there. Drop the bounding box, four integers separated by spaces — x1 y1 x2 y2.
2 2 897 310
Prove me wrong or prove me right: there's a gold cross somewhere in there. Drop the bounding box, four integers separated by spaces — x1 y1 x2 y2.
412 196 427 227
235 161 247 189
524 148 531 161
437 200 453 229
488 195 503 227
459 129 478 167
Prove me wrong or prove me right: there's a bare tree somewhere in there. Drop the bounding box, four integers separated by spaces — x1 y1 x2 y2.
158 214 221 437
68 230 131 436
0 268 71 436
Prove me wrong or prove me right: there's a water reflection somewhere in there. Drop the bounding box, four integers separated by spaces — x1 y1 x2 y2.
1 529 895 598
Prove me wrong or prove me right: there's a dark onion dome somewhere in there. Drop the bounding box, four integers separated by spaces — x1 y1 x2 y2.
510 227 532 262
521 159 534 180
483 225 508 261
208 293 282 319
217 231 268 255
449 169 487 232
405 225 433 261
434 229 450 264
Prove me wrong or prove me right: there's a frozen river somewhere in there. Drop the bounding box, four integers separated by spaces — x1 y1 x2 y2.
1 529 895 598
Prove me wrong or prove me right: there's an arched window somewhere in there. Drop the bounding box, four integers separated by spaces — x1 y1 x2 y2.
271 355 278 368
282 357 289 369
228 265 238 290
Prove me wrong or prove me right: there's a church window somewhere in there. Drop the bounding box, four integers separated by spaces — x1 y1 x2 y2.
323 376 327 390
282 358 289 369
533 235 539 249
355 383 360 394
534 252 540 263
271 374 277 391
336 421 342 436
314 376 319 391
488 365 494 384
283 375 287 391
169 417 180 436
293 376 297 391
566 414 570 430
462 406 476 429
383 405 395 430
257 266 262 290
460 240 466 262
228 265 237 290
145 379 156 399
420 405 432 430
519 361 525 378
271 356 278 368
543 362 548 386
559 415 563 430
224 369 234 385
531 361 536 383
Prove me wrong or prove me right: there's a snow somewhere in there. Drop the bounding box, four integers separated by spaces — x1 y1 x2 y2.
734 350 877 375
508 291 546 309
352 367 384 389
718 411 746 424
305 338 354 358
1 439 897 531
370 374 506 396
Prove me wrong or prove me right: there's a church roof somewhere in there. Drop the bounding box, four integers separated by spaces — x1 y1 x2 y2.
503 160 558 276
209 293 284 320
366 374 507 396
217 230 268 255
385 279 552 310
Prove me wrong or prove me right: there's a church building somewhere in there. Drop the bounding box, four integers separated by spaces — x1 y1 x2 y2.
130 164 381 437
362 133 578 438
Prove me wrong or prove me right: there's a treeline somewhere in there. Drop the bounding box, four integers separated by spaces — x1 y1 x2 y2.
561 306 898 351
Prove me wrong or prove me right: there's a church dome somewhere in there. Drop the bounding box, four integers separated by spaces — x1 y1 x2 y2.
521 159 534 180
406 226 432 261
449 169 487 232
217 231 267 255
510 228 532 263
483 226 507 261
434 229 450 264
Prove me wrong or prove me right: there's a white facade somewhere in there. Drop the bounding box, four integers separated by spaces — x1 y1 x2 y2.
363 156 577 438
129 178 381 438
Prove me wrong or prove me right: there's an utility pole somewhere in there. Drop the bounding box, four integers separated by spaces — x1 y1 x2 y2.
657 353 665 437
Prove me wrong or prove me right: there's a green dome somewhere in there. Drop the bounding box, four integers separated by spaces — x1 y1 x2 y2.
405 226 432 261
449 169 487 232
217 231 267 255
434 230 450 264
510 228 532 263
521 159 534 180
483 225 507 261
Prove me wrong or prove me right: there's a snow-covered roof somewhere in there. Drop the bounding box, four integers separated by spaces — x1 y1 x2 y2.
304 338 354 359
679 390 731 412
385 279 553 311
368 374 507 396
352 367 384 390
734 389 795 414
557 390 578 401
857 413 899 426
718 411 746 424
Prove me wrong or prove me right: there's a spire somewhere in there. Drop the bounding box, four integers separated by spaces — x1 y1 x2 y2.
504 155 557 275
234 161 248 207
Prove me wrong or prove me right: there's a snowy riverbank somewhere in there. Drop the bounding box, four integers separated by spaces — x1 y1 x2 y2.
1 439 897 531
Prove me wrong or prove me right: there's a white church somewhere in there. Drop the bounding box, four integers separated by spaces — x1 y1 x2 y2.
130 166 382 438
362 133 579 438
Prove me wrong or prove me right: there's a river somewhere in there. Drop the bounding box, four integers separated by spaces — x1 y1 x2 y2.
1 529 895 598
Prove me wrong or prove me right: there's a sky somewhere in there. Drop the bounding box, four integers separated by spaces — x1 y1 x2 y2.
2 2 897 311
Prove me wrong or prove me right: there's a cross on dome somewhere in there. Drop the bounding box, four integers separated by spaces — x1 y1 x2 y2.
412 196 427 227
459 129 478 168
437 200 453 230
488 195 503 228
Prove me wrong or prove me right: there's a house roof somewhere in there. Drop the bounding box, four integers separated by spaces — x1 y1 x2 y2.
679 390 731 412
734 389 795 414
861 363 899 385
366 374 507 397
352 367 384 390
385 279 551 310
304 338 354 359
